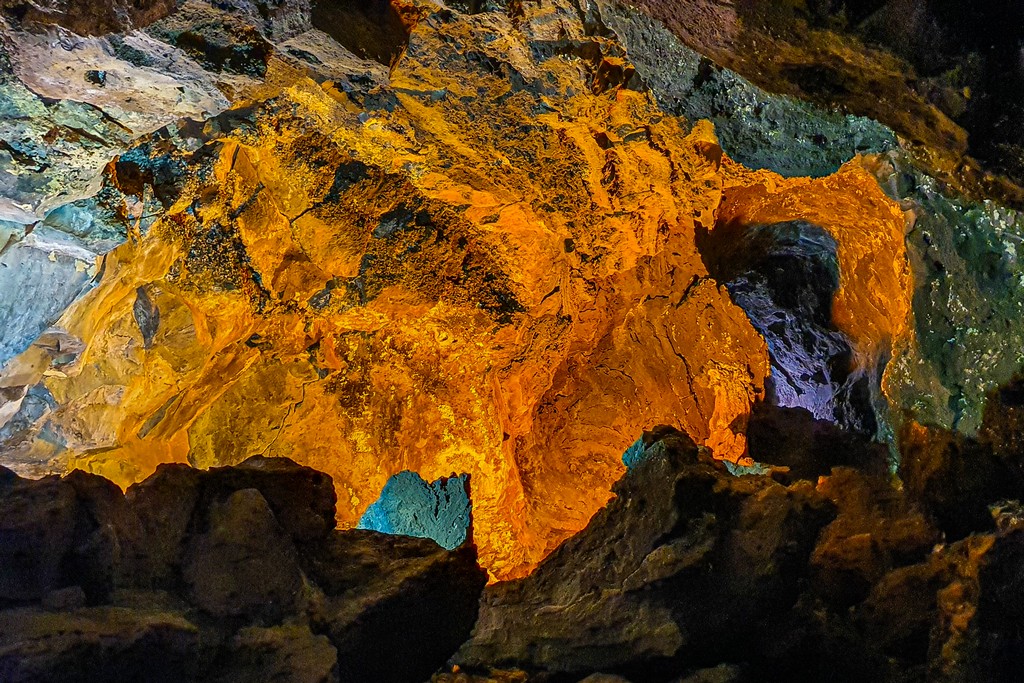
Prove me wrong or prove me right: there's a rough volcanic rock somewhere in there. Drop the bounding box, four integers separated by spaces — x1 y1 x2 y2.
700 220 878 434
307 530 487 682
125 454 336 589
0 470 78 603
745 403 891 480
456 427 835 678
182 487 305 621
596 0 896 178
896 374 1024 541
0 0 176 35
0 457 487 683
0 606 203 683
871 152 1024 437
208 624 337 683
605 0 1024 208
358 470 472 550
0 0 917 581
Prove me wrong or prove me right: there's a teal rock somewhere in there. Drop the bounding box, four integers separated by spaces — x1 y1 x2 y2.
358 471 472 551
877 153 1024 435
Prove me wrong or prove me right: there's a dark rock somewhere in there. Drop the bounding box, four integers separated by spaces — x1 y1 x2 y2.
0 0 176 35
674 665 743 683
307 529 487 683
146 1 274 77
811 468 938 609
898 422 1019 539
745 403 890 480
209 624 338 683
182 488 304 622
41 585 87 611
125 463 202 589
598 2 895 178
199 455 338 546
63 469 144 604
457 427 835 679
1 452 487 682
973 522 1024 679
0 606 203 683
0 474 78 603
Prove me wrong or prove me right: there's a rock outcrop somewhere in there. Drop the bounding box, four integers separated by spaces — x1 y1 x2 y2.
452 410 1024 682
0 456 487 683
457 426 836 678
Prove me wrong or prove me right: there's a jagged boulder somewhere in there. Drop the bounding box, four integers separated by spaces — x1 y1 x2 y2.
0 456 487 683
456 427 836 679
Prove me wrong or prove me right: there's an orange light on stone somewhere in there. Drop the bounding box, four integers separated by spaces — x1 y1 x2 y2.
4 11 913 581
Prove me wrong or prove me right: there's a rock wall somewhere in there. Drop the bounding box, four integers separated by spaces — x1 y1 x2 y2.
0 0 1019 584
0 0 915 580
0 455 487 683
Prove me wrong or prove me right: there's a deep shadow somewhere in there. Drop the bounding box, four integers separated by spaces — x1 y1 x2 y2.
311 0 411 66
698 219 877 435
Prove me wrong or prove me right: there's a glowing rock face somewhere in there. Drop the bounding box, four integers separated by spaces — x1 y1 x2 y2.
0 2 911 579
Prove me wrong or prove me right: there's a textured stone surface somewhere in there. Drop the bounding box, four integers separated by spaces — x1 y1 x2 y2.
596 0 896 178
0 606 202 683
182 487 304 621
610 0 1024 209
0 456 487 683
209 625 337 683
358 470 472 550
0 0 917 580
870 152 1024 436
456 427 835 676
309 530 487 682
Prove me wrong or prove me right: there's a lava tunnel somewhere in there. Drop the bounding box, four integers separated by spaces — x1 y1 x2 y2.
5 0 1024 680
699 219 878 435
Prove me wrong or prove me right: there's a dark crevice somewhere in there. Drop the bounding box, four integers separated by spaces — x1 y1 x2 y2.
698 219 877 435
311 0 411 67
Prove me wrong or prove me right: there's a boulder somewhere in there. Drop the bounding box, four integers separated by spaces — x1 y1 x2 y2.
182 487 304 622
456 427 835 678
307 530 487 683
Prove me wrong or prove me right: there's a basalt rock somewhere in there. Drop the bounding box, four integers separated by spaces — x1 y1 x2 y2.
0 0 919 582
607 0 1024 209
0 456 487 683
456 427 836 678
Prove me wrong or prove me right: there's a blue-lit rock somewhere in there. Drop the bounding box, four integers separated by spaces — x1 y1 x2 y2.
358 471 472 551
701 220 877 435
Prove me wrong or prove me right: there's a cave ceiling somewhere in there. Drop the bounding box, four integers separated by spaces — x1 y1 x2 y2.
0 0 1021 580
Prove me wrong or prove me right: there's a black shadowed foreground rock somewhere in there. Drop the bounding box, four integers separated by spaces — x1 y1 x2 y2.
455 427 837 680
0 456 487 683
448 416 1024 683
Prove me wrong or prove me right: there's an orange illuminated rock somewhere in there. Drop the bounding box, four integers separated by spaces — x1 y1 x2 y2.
0 1 912 579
